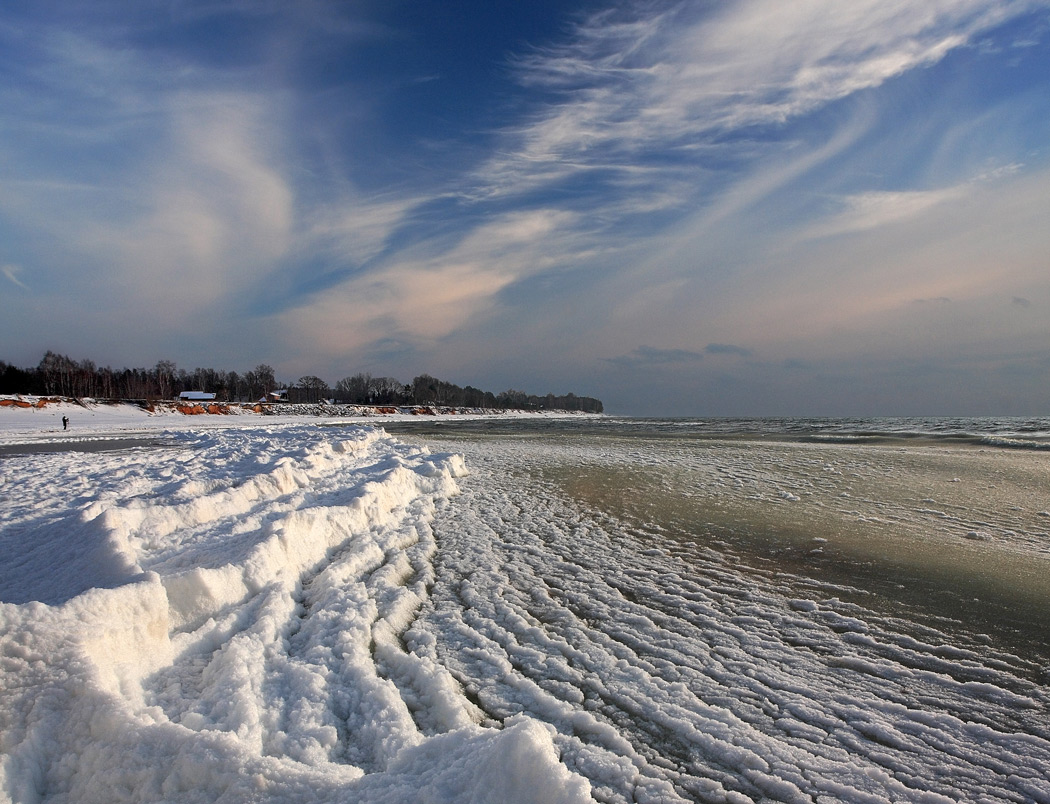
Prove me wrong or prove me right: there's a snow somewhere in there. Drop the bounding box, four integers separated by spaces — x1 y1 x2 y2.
3 401 1050 803
403 432 1050 803
0 396 594 446
0 408 591 803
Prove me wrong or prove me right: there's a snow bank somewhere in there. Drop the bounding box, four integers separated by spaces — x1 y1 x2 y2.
0 423 592 803
0 396 598 445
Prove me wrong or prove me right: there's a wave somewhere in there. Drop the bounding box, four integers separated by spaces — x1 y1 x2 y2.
978 435 1050 451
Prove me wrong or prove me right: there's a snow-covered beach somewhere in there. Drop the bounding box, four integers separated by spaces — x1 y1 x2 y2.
1 402 591 803
0 396 589 446
3 403 1050 802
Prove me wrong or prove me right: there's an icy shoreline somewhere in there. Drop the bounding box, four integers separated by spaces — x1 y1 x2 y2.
5 409 1050 802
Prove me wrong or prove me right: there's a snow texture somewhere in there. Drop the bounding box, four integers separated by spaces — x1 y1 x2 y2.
1 421 589 803
2 404 1050 803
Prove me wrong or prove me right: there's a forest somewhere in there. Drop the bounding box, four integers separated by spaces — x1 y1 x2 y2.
0 351 603 413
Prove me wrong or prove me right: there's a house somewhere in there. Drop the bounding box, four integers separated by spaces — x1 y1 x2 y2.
267 390 289 402
179 391 217 401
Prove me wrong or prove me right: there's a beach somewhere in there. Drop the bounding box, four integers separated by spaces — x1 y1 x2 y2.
2 406 1049 802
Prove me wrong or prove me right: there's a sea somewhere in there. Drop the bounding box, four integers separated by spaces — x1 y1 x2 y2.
381 415 1050 803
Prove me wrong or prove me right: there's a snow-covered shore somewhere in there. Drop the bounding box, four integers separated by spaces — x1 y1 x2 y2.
0 419 592 802
6 404 1050 802
0 395 597 446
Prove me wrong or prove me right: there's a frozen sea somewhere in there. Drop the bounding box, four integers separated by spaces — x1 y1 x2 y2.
2 411 1050 803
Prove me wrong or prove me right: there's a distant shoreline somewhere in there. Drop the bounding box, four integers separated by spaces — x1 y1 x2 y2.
0 394 598 418
0 394 602 444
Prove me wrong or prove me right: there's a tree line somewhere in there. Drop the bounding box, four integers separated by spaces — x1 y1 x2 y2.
0 352 603 413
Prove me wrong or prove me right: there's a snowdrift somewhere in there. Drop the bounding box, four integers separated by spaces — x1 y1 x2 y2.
0 424 592 803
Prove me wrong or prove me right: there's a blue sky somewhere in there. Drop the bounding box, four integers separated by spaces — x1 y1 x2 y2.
3 1 1050 415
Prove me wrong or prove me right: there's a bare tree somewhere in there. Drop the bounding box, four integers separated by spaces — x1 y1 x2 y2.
155 360 176 399
253 364 276 396
335 373 371 404
295 375 329 404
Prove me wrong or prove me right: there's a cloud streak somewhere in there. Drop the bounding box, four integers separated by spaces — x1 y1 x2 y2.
277 208 586 362
606 343 754 369
605 345 707 368
1 264 29 290
477 1 1024 201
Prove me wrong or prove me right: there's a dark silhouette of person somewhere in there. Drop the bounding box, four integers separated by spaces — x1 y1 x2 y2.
62 416 69 430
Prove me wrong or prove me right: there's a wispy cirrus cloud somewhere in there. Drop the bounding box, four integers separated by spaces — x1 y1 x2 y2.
474 0 1025 204
81 92 294 326
424 0 1049 379
802 188 964 240
306 196 420 269
1 264 29 290
290 0 1050 392
278 208 586 362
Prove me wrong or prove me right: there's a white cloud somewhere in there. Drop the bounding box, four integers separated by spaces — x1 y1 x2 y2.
803 188 964 239
568 155 1050 394
799 156 1033 242
85 92 294 323
682 1 988 123
307 197 418 267
476 0 1031 201
278 208 583 360
1 264 29 290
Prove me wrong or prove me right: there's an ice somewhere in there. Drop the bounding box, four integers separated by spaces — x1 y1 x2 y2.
3 409 1050 803
403 433 1050 803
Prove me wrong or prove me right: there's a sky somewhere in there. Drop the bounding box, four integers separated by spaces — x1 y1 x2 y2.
2 0 1050 416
